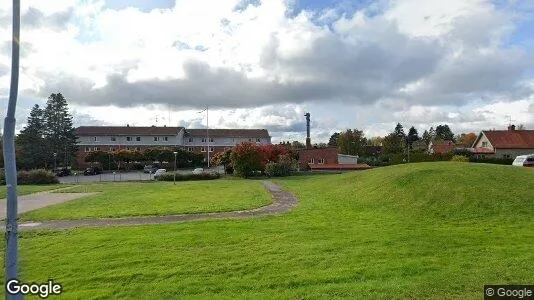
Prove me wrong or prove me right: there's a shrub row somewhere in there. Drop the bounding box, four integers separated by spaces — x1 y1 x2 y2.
0 169 59 185
155 172 221 182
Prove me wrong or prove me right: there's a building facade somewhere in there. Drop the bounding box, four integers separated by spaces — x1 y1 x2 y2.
471 126 534 159
75 126 271 168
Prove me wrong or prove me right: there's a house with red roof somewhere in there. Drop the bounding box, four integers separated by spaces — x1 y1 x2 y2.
471 125 534 159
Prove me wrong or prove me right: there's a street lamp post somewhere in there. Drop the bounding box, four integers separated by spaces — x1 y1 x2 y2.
53 152 57 171
173 151 177 185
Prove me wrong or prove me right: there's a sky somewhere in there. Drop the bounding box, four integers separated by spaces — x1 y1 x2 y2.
1 0 534 144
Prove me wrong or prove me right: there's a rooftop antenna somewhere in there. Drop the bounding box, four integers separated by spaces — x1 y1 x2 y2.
504 115 516 128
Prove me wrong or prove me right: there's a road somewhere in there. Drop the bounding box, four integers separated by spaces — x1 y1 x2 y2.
59 167 224 183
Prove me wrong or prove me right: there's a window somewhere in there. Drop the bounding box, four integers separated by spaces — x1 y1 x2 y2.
164 136 169 141
109 147 115 152
318 158 325 164
126 137 132 142
201 147 206 152
256 138 261 142
209 138 214 142
503 154 511 159
482 141 488 147
110 136 116 141
94 147 100 151
188 138 193 143
85 147 90 152
93 136 98 141
308 158 314 164
187 147 194 152
209 147 214 152
248 138 252 142
136 147 141 151
154 137 158 141
136 137 141 141
201 138 206 143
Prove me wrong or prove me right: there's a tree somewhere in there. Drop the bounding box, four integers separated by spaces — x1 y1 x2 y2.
458 133 477 147
517 124 526 130
435 124 454 142
328 132 341 147
421 130 431 146
231 142 264 177
394 123 406 138
406 126 420 149
382 133 405 154
211 148 233 174
338 129 367 156
368 136 384 146
291 141 305 149
42 93 77 168
16 105 46 169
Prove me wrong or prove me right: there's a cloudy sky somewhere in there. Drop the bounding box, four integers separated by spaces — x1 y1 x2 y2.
1 0 533 143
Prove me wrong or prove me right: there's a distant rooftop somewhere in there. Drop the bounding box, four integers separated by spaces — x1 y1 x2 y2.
76 126 184 136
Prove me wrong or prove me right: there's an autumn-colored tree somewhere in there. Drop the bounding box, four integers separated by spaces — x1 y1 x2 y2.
458 133 477 147
231 142 264 177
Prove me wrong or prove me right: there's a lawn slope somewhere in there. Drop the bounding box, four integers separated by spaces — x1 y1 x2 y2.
20 180 272 220
2 162 533 299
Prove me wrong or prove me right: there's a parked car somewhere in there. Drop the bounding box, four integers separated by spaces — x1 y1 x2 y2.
192 168 204 174
83 167 102 176
143 165 158 173
53 168 71 177
153 169 166 178
512 154 534 167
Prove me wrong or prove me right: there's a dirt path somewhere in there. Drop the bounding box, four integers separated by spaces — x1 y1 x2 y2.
16 181 297 231
0 191 96 220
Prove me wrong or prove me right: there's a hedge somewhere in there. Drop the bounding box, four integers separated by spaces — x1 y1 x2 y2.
155 172 221 182
0 169 59 185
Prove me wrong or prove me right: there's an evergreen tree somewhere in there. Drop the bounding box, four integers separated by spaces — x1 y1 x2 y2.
406 126 420 148
42 93 78 168
428 126 436 142
16 105 47 169
421 130 431 146
435 124 455 142
394 123 406 138
328 132 341 147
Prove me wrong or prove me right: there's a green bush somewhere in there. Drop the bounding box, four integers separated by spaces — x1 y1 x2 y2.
265 155 297 177
0 169 59 185
451 155 469 162
155 172 221 182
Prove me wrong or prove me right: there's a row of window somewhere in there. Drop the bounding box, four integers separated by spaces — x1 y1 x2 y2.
187 138 262 143
85 146 222 153
93 136 170 142
308 158 326 164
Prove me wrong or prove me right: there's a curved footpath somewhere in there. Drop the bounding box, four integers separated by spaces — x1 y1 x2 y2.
16 181 298 231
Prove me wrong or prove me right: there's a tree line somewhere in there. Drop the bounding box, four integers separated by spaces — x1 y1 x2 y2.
14 93 78 170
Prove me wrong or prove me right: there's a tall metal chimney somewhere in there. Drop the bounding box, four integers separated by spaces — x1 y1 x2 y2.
305 112 311 149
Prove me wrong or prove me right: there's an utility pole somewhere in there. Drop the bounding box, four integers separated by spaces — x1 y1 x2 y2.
3 1 21 298
206 106 210 169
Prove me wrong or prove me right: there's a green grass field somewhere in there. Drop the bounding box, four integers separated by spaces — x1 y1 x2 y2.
2 162 533 299
20 180 272 221
0 184 66 199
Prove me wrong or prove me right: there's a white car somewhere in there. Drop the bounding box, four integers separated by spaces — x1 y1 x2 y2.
153 169 167 178
512 154 534 167
192 168 204 174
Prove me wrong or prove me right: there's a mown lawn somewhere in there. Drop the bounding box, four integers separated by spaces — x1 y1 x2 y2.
0 184 66 199
20 180 272 221
2 162 533 299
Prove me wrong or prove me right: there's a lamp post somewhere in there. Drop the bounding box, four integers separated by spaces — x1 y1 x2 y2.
173 151 177 185
53 152 57 171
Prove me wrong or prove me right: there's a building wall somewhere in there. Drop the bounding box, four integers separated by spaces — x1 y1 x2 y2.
494 148 534 159
78 133 184 147
473 134 494 150
298 148 339 168
338 154 359 164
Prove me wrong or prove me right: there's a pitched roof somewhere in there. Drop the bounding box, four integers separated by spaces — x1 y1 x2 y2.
430 141 456 154
472 147 495 154
76 126 184 136
184 129 270 138
482 130 534 149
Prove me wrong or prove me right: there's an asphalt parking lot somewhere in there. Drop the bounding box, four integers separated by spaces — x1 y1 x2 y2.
59 167 224 183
